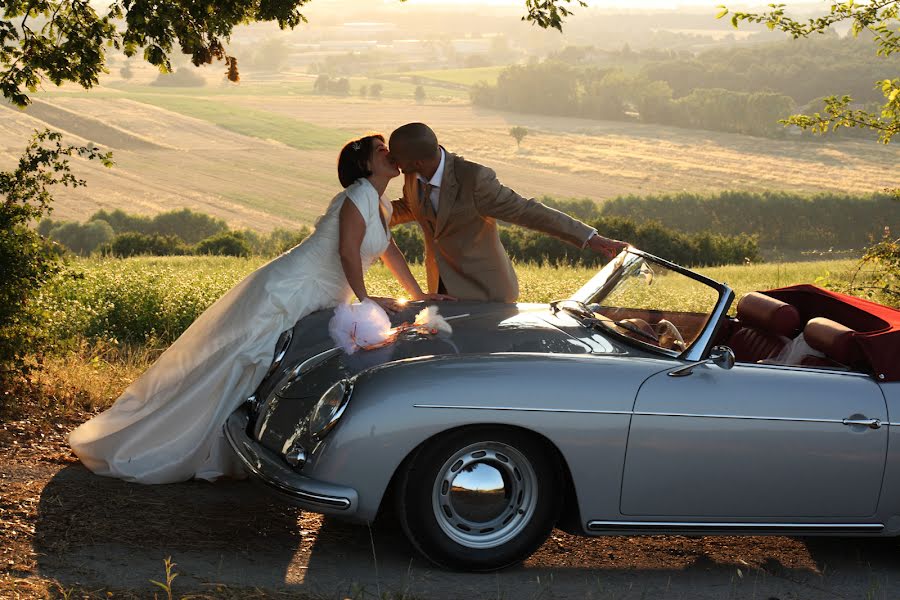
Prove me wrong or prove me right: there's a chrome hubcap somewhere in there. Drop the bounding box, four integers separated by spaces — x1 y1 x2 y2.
431 442 538 549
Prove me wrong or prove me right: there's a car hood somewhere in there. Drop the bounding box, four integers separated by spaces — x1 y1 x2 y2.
283 302 626 392
250 301 627 450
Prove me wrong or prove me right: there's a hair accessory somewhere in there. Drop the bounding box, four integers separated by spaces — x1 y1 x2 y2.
351 141 361 151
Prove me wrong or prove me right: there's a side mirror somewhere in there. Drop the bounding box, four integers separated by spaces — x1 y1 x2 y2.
709 345 735 370
668 345 735 377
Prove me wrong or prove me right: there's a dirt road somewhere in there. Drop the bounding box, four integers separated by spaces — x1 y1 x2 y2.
2 414 899 599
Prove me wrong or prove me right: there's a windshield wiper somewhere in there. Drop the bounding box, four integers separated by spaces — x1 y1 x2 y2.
551 299 638 338
549 299 594 321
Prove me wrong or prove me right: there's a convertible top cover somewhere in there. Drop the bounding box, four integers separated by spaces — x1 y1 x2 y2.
764 284 900 382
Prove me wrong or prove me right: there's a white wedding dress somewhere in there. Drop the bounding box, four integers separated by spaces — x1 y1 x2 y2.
69 178 392 484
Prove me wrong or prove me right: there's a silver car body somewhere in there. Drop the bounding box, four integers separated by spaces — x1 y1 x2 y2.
225 250 900 539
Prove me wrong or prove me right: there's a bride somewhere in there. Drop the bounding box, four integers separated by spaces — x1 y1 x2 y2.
69 134 450 484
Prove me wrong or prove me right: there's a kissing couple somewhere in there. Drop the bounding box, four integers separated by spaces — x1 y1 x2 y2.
68 122 629 484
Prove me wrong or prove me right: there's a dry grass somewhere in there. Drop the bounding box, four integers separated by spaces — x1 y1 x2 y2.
26 341 156 414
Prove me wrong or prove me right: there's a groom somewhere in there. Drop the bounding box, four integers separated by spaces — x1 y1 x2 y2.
388 122 628 302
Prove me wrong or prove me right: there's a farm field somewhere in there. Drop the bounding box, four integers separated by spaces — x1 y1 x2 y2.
1 81 898 232
392 65 506 86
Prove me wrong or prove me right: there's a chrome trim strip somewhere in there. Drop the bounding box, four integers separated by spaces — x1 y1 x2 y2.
444 313 470 321
587 520 884 532
413 404 633 416
633 411 848 425
288 347 342 379
740 362 872 378
413 405 874 426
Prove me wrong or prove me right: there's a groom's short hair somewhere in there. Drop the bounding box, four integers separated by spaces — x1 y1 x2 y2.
389 123 439 160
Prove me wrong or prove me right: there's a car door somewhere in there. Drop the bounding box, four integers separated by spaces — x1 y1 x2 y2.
620 363 888 519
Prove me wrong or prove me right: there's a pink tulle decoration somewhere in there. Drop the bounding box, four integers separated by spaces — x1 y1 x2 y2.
328 299 393 355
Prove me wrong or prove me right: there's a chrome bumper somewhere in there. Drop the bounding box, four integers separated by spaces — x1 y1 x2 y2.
224 406 359 516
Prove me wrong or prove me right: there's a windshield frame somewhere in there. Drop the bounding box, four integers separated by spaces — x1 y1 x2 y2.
569 249 734 361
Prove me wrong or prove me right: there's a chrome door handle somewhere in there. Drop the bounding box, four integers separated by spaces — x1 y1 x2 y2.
842 418 882 429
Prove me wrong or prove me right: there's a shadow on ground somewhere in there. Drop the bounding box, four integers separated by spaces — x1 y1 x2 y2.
34 465 900 599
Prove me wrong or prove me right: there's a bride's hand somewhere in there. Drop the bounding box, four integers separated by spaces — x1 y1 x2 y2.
366 296 405 314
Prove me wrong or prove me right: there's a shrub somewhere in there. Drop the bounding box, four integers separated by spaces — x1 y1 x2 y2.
258 227 311 256
392 225 425 263
600 191 899 254
89 207 228 244
48 219 114 255
848 232 899 307
0 130 111 379
194 231 252 257
389 215 756 268
108 233 189 257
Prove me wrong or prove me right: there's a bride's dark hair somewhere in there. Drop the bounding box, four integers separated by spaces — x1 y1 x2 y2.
337 134 385 188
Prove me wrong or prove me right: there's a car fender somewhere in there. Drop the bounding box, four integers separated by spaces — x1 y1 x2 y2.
300 352 676 523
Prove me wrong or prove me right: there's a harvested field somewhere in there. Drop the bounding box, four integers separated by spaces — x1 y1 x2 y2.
2 88 897 232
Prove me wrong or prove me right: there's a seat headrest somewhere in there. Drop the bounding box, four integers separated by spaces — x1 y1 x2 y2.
736 292 800 337
804 318 862 366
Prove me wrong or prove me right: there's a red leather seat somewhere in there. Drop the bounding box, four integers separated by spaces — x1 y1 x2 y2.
727 292 801 363
800 317 863 369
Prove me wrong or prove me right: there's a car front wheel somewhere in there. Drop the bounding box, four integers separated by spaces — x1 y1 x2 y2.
396 428 562 571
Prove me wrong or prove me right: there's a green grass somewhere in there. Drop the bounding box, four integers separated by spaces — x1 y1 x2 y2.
128 95 351 150
38 257 868 348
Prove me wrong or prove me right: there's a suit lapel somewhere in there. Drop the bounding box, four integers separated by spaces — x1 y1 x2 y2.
435 152 458 237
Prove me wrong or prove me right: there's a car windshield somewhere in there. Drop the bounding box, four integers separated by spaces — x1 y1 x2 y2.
565 251 723 355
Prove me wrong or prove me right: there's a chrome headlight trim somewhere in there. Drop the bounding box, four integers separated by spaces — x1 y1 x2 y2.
308 379 353 441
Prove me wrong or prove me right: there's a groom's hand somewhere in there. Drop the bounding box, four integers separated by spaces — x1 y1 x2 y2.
587 234 629 260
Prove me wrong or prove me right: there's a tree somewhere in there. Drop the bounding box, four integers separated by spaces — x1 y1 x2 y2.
369 83 384 99
509 126 529 148
414 85 426 104
48 219 114 255
313 74 331 94
194 231 252 257
0 131 112 377
719 1 899 143
0 0 584 107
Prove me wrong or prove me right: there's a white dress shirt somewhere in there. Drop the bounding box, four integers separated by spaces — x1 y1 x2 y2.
417 148 446 214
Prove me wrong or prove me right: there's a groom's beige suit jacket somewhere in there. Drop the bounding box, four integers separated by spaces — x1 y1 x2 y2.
390 151 595 302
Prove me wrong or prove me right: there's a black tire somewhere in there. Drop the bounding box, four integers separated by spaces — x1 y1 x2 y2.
396 427 562 571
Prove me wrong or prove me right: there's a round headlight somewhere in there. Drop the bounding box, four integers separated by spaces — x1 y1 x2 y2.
308 379 351 439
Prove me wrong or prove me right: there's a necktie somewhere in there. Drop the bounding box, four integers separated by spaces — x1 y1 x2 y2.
421 181 436 219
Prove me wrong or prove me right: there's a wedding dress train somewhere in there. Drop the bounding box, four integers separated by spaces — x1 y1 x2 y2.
69 178 392 484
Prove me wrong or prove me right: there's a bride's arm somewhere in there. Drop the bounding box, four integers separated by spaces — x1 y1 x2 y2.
382 240 456 301
339 198 402 313
381 240 424 299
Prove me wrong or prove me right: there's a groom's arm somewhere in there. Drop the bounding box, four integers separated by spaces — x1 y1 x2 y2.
472 166 595 247
390 197 416 227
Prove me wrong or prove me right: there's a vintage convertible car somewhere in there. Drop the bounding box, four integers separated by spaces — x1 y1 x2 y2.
225 249 900 571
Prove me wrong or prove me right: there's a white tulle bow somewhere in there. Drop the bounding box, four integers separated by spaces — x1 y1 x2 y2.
328 301 453 354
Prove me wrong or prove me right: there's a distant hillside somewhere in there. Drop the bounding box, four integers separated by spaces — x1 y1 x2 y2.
2 88 897 231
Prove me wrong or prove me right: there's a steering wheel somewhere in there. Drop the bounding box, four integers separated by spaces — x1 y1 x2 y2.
614 319 659 343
